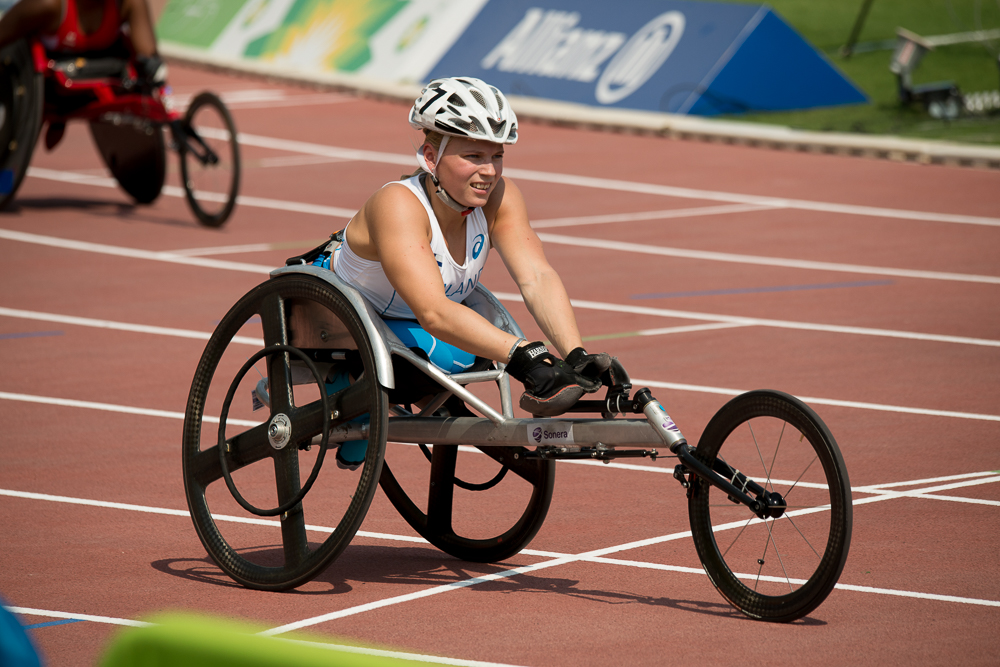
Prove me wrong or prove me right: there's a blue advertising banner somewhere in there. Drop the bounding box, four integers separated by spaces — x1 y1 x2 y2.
428 0 867 116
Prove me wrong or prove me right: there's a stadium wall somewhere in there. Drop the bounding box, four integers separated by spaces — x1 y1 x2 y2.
155 0 1000 169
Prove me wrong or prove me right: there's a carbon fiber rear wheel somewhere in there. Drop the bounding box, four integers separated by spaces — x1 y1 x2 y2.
182 275 387 590
688 390 852 622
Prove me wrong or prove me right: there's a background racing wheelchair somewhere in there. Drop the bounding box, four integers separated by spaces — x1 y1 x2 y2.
0 37 239 226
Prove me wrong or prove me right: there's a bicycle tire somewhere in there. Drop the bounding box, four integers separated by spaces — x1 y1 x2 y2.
182 275 387 590
688 390 852 622
179 91 240 227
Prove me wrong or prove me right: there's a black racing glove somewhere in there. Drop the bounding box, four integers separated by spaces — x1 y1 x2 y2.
565 347 612 384
135 54 168 89
506 342 600 416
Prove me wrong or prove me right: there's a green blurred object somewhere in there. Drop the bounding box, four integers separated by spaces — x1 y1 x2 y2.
100 613 438 667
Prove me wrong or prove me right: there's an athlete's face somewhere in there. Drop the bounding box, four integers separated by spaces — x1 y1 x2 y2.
428 137 504 208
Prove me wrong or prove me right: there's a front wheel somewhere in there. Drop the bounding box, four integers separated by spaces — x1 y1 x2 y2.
178 91 240 227
688 390 852 622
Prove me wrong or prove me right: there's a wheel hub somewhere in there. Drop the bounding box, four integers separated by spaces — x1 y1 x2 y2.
756 490 786 520
268 413 292 450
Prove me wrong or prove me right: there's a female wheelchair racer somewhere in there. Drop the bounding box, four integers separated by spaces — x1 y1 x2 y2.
181 77 853 623
312 76 623 466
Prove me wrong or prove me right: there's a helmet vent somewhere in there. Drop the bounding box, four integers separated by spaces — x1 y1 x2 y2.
469 89 488 109
488 118 506 135
492 88 504 111
447 93 465 107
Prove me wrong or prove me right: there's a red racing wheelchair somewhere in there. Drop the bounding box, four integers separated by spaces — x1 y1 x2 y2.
0 38 240 226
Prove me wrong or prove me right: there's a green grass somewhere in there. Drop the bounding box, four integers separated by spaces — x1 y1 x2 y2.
702 0 1000 144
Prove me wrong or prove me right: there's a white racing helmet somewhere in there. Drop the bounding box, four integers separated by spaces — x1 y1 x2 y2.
409 77 518 214
409 76 518 145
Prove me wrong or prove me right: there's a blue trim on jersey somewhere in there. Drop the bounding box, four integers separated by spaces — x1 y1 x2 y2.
384 319 477 374
380 291 398 317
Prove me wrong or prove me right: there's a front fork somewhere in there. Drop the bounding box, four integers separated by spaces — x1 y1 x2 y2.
633 388 786 521
169 119 219 166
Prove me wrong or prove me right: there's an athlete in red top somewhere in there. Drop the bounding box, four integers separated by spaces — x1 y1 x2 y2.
0 0 160 68
0 0 164 147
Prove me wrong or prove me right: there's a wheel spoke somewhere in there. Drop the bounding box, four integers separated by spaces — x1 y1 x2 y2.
190 424 273 488
783 454 819 503
765 420 786 493
781 514 822 560
272 444 308 566
762 517 794 593
280 505 309 568
721 514 756 559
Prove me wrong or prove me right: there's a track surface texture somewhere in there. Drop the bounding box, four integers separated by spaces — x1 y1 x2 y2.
1 63 998 666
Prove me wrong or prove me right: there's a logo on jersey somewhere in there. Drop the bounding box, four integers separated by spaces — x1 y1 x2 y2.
444 267 483 298
472 234 485 259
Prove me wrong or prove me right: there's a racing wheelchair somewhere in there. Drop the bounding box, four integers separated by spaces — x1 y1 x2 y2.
0 38 240 226
181 243 853 623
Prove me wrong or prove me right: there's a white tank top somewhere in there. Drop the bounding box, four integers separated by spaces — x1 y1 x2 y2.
333 174 490 319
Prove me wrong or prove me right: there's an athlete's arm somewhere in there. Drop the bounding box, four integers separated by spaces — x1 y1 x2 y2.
0 0 61 50
488 176 585 358
121 0 156 57
359 184 524 363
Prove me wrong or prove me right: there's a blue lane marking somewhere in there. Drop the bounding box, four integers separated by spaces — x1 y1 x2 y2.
632 280 894 300
23 618 83 630
0 330 63 340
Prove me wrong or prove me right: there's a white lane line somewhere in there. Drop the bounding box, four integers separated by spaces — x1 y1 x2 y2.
854 471 1000 490
264 475 1000 634
631 322 750 337
24 131 1000 229
851 476 1000 504
0 229 273 273
216 130 1000 228
829 585 1000 607
3 228 996 349
5 368 1000 425
0 306 263 345
5 473 998 634
632 379 1000 422
498 292 1000 348
0 392 260 428
5 607 150 627
537 232 1000 285
251 155 351 168
3 306 998 422
278 638 529 667
530 203 778 228
25 167 357 219
170 242 283 256
0 306 257 344
0 488 422 543
4 605 527 667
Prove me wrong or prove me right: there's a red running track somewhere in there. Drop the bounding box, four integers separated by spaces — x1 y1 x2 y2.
1 63 999 666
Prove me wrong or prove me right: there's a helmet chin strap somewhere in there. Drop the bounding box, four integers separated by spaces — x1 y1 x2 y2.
417 135 475 216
